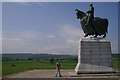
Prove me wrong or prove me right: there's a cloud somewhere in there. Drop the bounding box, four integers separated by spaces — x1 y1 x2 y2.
37 24 84 54
21 31 42 39
3 24 84 55
1 1 48 7
47 35 56 39
3 37 22 41
1 0 59 2
41 45 77 55
2 0 119 2
2 0 40 2
60 24 82 37
58 24 84 44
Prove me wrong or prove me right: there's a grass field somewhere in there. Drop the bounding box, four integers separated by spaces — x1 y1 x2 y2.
2 57 120 77
2 59 77 76
112 57 120 69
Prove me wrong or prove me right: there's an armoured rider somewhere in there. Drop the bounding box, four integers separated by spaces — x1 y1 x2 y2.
85 3 96 37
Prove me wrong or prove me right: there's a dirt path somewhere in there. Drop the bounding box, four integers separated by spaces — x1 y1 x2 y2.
4 69 73 78
3 69 119 80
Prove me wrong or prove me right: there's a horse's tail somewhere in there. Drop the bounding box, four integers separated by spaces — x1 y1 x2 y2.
105 19 109 34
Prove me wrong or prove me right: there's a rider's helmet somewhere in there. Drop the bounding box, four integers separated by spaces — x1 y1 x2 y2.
90 3 93 7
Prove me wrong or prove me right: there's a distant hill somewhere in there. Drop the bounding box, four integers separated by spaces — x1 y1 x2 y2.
2 53 120 61
2 53 77 60
112 54 120 58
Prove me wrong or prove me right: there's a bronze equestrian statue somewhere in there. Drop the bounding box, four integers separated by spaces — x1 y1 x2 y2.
75 4 108 38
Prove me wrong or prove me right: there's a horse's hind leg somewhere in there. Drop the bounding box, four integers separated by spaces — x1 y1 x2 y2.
93 33 98 38
103 34 106 38
84 33 89 37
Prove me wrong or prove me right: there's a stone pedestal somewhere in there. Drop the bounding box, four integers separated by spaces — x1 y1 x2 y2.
75 38 114 74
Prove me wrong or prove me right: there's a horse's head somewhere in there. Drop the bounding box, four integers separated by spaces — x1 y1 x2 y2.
75 9 86 19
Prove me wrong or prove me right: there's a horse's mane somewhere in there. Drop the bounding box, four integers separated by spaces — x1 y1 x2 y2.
79 10 86 16
77 10 86 19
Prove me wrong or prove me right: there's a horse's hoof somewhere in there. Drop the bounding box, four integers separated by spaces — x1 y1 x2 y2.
103 34 106 38
93 36 97 38
84 34 88 37
103 36 106 38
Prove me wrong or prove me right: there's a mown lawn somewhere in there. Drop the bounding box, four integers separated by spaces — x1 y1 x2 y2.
112 57 120 69
2 59 77 76
2 57 120 77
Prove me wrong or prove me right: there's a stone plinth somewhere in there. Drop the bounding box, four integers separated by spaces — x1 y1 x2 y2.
75 38 114 74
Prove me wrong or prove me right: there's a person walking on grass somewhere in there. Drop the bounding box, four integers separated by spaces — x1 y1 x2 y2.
55 59 62 77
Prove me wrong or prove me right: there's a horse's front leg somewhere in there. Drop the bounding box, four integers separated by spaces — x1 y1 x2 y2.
93 33 98 38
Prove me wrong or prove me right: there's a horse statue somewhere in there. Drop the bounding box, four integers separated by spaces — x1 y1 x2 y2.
75 9 108 38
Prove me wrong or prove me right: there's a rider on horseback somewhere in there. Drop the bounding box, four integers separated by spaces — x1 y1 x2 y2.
86 3 94 26
75 4 108 38
85 3 96 37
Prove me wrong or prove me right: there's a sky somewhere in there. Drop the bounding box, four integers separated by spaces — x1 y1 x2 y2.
1 0 120 2
2 2 118 55
118 2 120 53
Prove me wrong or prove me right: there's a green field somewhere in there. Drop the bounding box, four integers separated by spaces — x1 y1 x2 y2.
112 57 120 69
2 57 120 77
2 59 77 76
